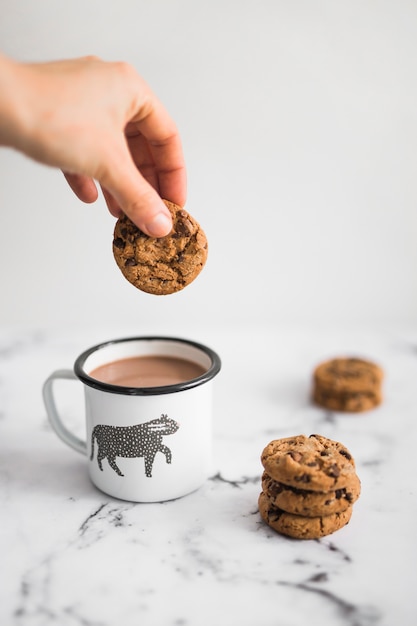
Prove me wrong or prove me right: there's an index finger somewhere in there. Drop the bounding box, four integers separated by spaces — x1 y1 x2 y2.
127 98 187 207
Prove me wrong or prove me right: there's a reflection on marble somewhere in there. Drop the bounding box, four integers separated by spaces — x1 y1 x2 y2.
1 324 416 626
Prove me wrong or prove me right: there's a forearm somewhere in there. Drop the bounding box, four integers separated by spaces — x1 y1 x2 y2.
0 54 29 150
0 52 184 235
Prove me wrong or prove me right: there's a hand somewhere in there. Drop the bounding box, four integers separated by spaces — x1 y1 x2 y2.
0 55 186 236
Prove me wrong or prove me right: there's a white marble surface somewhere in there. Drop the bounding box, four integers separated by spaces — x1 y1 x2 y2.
1 323 417 626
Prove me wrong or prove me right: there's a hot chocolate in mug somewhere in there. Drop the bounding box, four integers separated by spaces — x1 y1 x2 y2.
42 336 221 502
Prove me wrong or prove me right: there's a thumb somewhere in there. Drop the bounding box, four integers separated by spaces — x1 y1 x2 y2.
99 144 173 238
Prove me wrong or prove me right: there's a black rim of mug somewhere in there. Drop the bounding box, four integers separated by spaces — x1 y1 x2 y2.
74 336 222 396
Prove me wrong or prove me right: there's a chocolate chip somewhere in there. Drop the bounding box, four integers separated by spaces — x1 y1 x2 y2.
295 473 311 484
339 449 352 460
175 214 193 237
124 258 137 267
327 464 340 477
268 506 283 522
113 237 125 249
268 482 284 497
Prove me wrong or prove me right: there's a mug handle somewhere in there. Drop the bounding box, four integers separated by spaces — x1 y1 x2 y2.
42 369 87 455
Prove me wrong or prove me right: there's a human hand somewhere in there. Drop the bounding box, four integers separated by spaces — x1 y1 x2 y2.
0 55 186 236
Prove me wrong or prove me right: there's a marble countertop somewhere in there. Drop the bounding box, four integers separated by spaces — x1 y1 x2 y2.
1 323 416 626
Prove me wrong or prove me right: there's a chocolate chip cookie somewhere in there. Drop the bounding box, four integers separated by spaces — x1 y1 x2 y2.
261 434 357 492
261 470 361 517
259 434 360 539
113 200 208 295
312 357 383 412
258 490 352 539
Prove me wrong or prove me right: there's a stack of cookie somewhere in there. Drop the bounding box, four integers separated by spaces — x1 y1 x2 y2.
312 357 383 412
258 434 361 539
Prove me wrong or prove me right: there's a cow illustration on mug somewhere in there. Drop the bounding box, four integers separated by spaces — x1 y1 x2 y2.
90 414 179 478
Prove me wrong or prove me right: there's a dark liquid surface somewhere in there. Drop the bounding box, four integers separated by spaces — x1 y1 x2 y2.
89 355 206 388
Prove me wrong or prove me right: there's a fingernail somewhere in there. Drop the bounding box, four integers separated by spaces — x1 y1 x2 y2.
145 212 172 238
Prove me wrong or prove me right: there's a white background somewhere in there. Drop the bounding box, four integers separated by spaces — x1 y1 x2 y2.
0 0 416 331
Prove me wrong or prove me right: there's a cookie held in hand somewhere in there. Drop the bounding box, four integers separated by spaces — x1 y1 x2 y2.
112 200 208 295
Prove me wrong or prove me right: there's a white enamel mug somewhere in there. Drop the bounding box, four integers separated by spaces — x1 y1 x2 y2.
43 336 221 502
